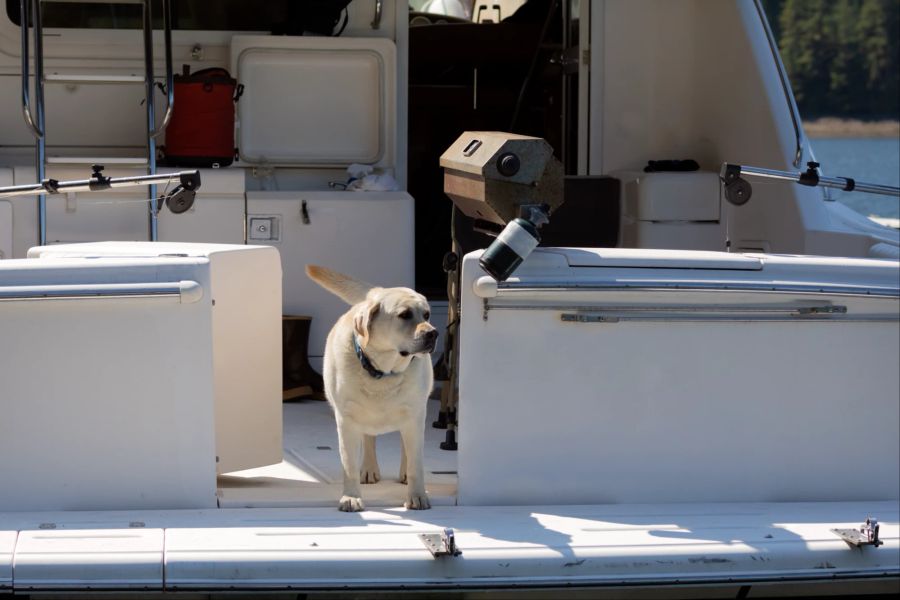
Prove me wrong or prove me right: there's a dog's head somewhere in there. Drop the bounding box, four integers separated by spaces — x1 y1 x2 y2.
354 287 437 357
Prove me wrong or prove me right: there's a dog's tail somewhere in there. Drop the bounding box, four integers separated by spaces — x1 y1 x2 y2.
305 265 375 305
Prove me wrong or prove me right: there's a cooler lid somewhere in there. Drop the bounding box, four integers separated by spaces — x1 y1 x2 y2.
559 248 764 270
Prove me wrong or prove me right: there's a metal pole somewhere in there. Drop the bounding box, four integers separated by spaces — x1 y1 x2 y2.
723 163 900 198
28 0 47 246
0 170 201 200
142 0 158 241
153 0 174 137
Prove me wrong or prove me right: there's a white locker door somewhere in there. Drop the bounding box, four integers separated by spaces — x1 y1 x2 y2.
246 191 415 363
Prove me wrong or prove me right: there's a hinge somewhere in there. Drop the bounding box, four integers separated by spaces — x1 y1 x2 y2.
832 517 883 547
419 528 462 558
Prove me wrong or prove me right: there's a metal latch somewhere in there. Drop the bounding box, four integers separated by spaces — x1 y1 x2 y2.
419 528 462 557
832 517 883 547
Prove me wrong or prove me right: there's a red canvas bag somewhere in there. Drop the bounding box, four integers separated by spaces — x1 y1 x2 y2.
162 66 243 168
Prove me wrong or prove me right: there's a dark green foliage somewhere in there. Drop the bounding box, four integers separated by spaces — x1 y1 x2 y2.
762 0 899 119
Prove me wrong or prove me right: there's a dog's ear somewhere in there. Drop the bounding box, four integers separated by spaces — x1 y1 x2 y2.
354 300 380 348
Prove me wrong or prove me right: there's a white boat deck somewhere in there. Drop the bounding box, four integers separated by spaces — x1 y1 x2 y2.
1 396 897 595
218 397 459 509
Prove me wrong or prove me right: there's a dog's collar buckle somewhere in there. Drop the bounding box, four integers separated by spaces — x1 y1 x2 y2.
353 335 397 379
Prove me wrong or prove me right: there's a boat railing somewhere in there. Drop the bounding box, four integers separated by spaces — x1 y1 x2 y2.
753 0 805 168
19 0 175 246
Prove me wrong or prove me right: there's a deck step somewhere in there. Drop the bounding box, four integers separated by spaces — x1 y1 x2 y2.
46 156 149 167
43 73 146 85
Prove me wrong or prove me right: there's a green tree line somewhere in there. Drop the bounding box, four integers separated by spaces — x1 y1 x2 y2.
762 0 899 119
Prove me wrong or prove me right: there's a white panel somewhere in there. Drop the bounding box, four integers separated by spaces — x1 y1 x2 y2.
0 200 11 259
14 529 163 591
0 531 13 591
232 36 396 167
246 191 414 359
0 78 151 149
21 242 284 477
458 249 900 506
14 165 149 246
207 248 283 474
0 254 219 511
158 168 246 245
633 172 721 222
0 168 11 260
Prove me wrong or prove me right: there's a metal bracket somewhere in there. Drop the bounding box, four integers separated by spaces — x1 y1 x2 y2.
419 528 462 557
832 517 883 548
561 313 620 323
796 305 847 316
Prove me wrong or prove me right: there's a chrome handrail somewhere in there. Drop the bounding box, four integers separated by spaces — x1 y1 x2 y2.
151 0 174 139
474 276 900 299
371 0 383 29
19 0 42 140
0 281 203 304
19 0 47 246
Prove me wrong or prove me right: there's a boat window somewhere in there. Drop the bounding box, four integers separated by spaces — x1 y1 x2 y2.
5 0 344 33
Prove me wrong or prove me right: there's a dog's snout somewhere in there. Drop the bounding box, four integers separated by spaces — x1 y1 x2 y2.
424 329 438 342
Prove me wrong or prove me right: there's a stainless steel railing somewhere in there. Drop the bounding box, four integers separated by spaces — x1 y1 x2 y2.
0 281 203 304
19 0 175 245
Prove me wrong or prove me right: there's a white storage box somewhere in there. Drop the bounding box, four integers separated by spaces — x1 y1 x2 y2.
619 171 726 250
0 242 282 511
458 247 900 505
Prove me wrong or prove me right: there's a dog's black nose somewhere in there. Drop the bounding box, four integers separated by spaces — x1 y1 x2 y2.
424 329 438 342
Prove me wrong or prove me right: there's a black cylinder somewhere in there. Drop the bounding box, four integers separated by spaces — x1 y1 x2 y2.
478 218 540 282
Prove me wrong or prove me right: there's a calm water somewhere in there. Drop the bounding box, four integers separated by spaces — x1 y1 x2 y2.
809 137 900 219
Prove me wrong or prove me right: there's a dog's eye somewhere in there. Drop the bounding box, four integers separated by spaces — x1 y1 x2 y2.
398 310 412 320
423 311 430 321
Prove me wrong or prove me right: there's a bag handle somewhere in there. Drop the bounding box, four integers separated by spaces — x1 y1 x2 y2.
177 64 235 84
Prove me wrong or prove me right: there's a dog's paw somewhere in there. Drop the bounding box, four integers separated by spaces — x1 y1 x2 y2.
360 466 381 484
338 495 365 512
404 493 431 510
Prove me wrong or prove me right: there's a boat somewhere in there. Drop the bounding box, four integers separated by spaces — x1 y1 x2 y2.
0 1 897 597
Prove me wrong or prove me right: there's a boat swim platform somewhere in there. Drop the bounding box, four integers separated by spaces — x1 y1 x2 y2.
0 500 896 594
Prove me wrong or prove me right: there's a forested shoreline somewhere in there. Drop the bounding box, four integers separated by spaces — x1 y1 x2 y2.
762 0 899 121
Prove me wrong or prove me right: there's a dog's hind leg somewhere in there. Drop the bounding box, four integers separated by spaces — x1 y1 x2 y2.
336 422 365 512
361 435 381 483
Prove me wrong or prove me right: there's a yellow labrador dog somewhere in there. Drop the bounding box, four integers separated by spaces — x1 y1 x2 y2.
306 265 437 512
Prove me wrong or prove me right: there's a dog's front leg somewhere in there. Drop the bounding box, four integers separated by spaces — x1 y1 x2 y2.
399 419 430 510
336 421 365 512
361 434 381 483
398 442 407 484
